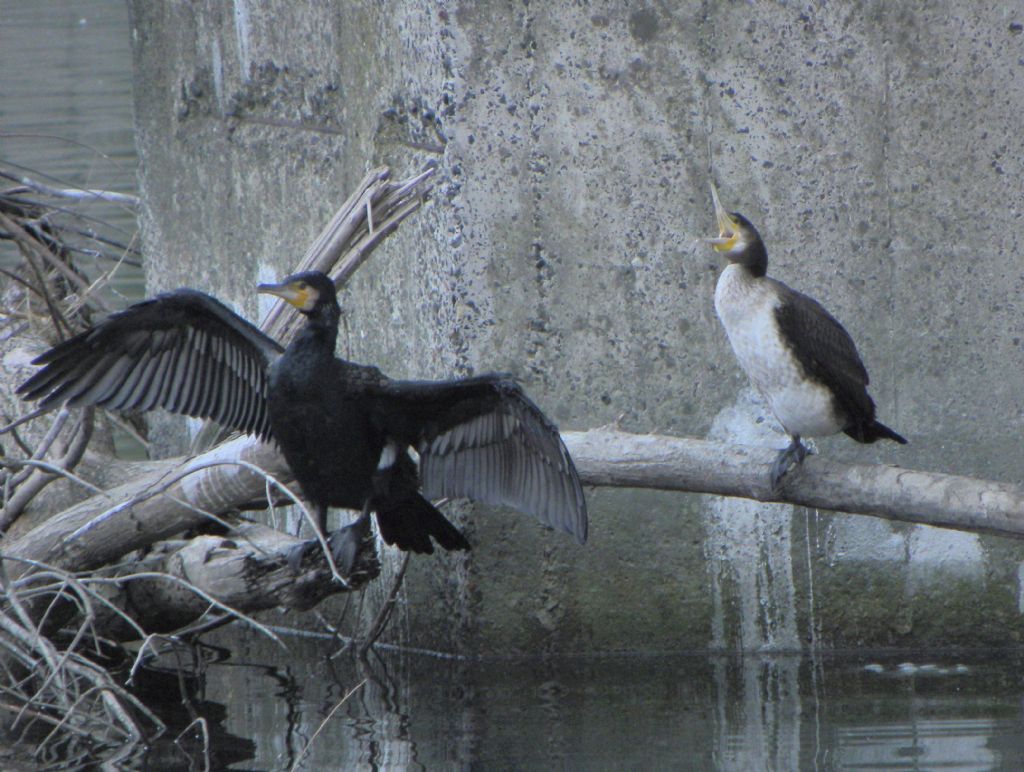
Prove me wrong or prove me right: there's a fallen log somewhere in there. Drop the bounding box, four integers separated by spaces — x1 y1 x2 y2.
88 522 379 641
6 428 1024 597
565 430 1024 539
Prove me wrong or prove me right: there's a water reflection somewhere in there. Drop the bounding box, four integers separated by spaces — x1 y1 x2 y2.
836 720 997 771
133 631 1024 769
714 655 803 771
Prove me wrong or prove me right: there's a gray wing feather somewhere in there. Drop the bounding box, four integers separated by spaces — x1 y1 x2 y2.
18 289 283 440
413 382 588 544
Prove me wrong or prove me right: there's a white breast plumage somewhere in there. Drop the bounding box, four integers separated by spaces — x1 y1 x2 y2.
714 264 842 439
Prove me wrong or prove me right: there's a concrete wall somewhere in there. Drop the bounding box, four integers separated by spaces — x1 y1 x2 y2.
128 1 1024 654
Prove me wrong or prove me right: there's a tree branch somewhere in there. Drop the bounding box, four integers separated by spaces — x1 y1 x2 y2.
7 427 1024 594
563 430 1024 539
3 437 284 576
99 522 379 636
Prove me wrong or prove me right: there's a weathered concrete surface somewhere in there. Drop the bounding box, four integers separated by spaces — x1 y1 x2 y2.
127 1 1024 654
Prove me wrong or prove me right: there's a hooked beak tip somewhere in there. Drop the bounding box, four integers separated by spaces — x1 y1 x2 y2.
257 282 287 296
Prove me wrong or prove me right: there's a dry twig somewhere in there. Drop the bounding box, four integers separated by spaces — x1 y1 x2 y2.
0 558 164 763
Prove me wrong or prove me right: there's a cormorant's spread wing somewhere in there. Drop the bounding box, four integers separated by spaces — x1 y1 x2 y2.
18 289 283 439
773 282 874 419
370 374 588 544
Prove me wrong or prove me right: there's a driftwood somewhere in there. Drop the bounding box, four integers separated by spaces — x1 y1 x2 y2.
89 522 379 641
6 427 1024 591
565 430 1024 539
6 437 292 579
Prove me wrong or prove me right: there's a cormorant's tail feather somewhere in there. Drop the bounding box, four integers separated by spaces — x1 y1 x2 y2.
375 495 470 554
846 419 908 445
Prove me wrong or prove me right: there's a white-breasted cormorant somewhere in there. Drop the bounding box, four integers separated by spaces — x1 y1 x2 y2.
18 271 588 571
705 184 906 490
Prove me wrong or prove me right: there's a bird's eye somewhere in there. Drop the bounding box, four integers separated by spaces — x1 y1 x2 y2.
296 281 308 290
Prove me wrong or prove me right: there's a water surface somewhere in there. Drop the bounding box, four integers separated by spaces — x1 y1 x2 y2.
144 629 1024 770
0 0 140 300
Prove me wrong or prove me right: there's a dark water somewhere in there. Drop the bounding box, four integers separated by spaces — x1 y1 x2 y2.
142 628 1024 771
0 0 142 300
6 2 1024 770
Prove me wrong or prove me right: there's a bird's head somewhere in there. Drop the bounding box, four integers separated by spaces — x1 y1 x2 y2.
705 182 767 276
257 271 338 314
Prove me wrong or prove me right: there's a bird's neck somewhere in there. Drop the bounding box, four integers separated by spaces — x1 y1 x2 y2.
732 259 767 281
294 303 340 356
740 243 768 278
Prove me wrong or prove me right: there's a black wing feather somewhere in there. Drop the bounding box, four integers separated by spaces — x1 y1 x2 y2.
368 373 588 544
772 281 875 423
18 289 283 440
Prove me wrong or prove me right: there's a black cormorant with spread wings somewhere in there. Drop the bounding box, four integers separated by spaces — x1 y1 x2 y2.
705 184 906 490
18 271 588 571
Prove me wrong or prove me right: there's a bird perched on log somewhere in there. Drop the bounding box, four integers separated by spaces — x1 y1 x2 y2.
18 271 588 572
705 183 906 490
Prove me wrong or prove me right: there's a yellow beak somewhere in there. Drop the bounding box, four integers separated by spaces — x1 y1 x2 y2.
257 281 311 311
707 181 739 252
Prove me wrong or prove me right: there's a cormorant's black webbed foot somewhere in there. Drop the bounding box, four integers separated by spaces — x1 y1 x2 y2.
286 502 379 579
328 510 373 577
770 435 807 492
